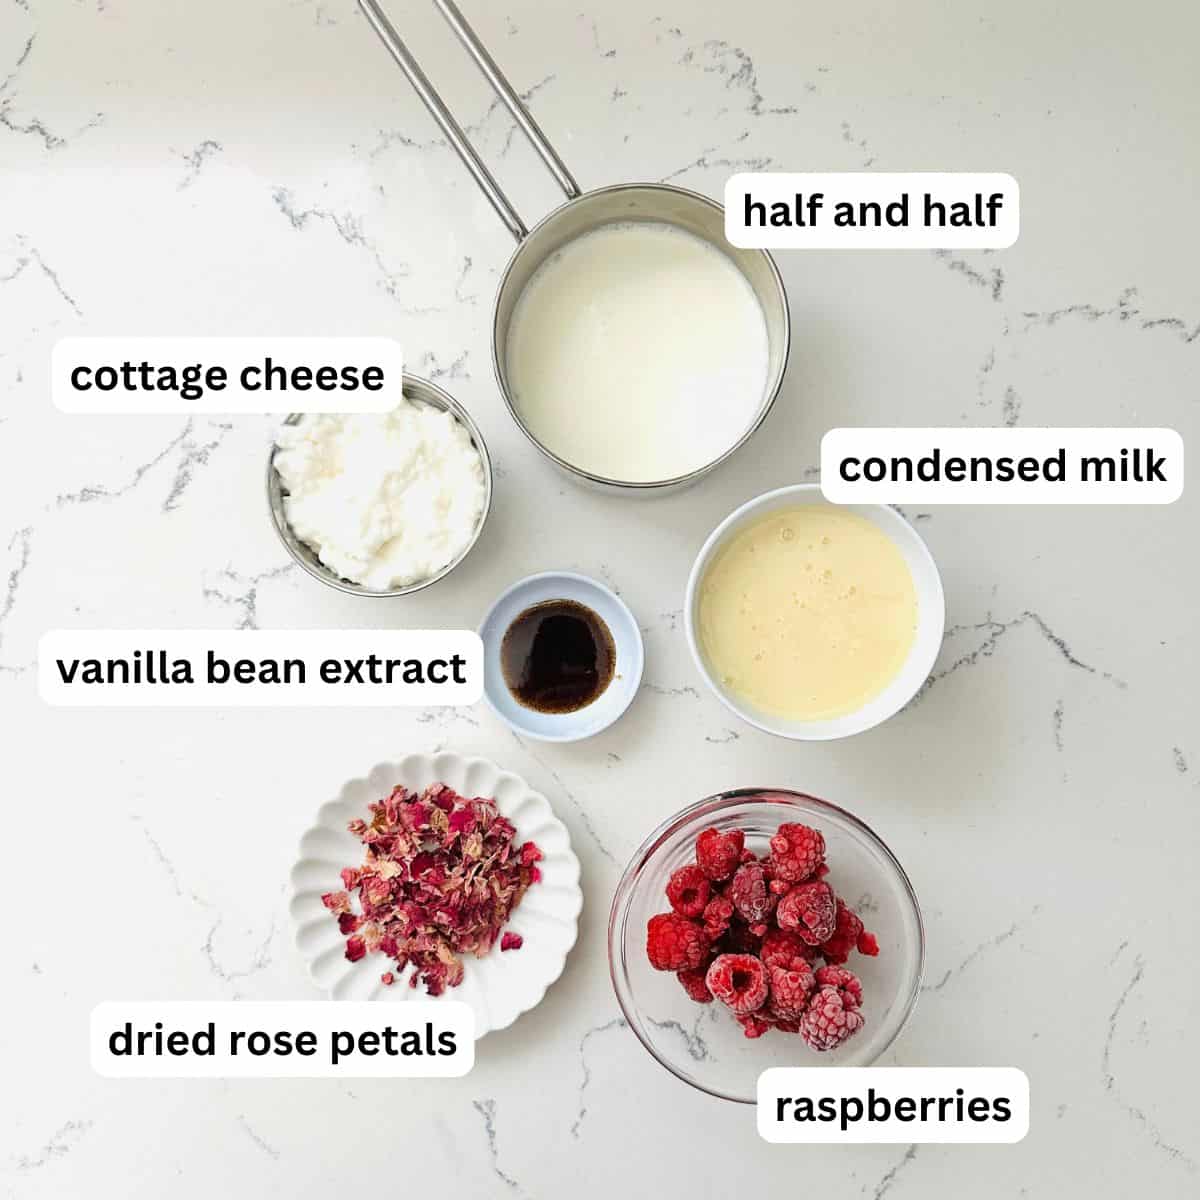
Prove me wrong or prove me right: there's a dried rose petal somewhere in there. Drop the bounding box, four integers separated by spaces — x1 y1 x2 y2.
321 890 351 915
329 782 541 996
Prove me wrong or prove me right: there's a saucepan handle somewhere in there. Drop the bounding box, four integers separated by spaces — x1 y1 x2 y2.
357 0 581 242
433 0 581 204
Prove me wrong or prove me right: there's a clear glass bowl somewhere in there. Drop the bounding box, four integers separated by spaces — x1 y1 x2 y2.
608 789 924 1103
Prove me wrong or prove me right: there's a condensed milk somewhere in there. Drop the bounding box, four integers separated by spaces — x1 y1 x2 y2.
697 505 919 720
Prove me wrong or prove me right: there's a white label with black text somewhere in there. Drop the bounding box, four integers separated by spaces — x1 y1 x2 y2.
38 629 482 706
726 173 1019 249
820 427 1183 504
758 1067 1029 1143
91 1002 473 1078
52 337 403 413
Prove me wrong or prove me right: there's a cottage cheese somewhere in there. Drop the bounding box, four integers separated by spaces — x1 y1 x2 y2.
274 402 486 589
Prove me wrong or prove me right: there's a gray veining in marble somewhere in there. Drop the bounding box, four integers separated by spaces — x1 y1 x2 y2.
1 0 1197 1196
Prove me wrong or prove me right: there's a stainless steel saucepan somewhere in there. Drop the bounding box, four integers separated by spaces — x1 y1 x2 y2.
359 0 791 494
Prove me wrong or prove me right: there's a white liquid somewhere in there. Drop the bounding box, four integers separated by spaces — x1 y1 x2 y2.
506 222 770 483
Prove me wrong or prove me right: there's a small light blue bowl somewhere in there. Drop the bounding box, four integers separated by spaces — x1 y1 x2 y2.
479 571 645 743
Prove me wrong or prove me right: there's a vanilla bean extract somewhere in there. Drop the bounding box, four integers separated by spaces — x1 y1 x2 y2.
500 599 616 714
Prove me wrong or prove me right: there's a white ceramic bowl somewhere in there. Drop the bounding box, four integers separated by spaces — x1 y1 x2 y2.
288 752 582 1037
478 571 644 743
684 484 944 740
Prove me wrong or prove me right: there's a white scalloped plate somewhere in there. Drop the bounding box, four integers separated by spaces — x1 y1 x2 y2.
288 753 582 1037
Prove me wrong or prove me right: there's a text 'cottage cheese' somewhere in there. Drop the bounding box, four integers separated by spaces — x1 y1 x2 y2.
274 401 486 589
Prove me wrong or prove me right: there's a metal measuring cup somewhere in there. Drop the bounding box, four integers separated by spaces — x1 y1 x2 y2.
359 0 792 494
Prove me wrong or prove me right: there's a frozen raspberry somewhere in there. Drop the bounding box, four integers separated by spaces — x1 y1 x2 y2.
695 827 745 882
800 984 866 1051
819 900 882 964
761 928 815 971
728 862 774 924
814 965 864 1009
702 895 735 940
719 920 762 955
736 1013 772 1039
706 953 769 1015
769 823 826 884
767 962 816 1021
677 967 713 1003
819 899 863 964
646 912 708 972
777 880 837 945
666 864 711 918
772 1017 802 1035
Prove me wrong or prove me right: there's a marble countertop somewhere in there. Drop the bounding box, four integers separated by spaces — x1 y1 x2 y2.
2 0 1197 1196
